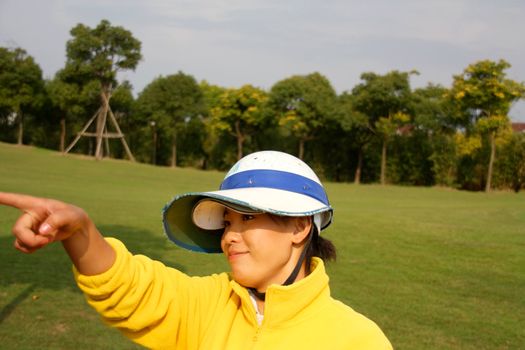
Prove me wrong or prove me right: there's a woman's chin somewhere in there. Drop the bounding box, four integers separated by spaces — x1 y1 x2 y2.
230 270 257 289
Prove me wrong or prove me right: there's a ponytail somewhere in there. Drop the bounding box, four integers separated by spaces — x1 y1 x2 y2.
305 228 336 274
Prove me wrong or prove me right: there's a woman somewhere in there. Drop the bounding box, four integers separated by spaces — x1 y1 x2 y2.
1 151 392 349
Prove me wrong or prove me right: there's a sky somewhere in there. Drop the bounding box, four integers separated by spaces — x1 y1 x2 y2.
1 0 524 121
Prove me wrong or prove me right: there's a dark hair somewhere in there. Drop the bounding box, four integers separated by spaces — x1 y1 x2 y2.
305 227 336 274
266 213 336 273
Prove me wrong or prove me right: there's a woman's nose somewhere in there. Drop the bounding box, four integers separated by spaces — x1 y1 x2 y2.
222 217 243 244
222 225 241 244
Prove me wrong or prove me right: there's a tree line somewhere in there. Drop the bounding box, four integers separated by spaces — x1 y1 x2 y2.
1 19 525 192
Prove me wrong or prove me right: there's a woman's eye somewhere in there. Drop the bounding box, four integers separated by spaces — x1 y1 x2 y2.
242 214 255 221
223 220 230 227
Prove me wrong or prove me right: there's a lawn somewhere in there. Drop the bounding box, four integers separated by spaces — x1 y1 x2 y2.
0 142 524 349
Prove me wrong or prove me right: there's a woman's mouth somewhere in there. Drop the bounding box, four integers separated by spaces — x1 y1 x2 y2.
228 250 248 261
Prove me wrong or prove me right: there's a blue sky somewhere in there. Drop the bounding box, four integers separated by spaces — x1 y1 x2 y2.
1 0 524 120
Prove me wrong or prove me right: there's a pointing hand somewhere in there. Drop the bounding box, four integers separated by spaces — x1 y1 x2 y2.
0 192 90 253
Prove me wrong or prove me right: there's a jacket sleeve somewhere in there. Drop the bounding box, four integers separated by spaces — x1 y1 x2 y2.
74 237 229 350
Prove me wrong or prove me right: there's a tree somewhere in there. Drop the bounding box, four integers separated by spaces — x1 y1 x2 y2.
0 47 45 145
269 73 337 159
375 111 410 184
200 80 226 111
199 81 230 168
449 59 525 191
496 132 525 192
336 92 373 184
63 19 142 160
352 70 416 184
135 72 204 166
412 84 453 134
211 85 268 160
411 84 455 186
46 71 88 152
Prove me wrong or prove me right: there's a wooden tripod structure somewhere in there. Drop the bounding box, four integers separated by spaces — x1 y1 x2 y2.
64 91 135 161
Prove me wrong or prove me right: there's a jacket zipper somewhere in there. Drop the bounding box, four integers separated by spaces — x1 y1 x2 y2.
252 325 262 348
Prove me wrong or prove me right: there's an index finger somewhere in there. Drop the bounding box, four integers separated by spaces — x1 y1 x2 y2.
0 192 43 211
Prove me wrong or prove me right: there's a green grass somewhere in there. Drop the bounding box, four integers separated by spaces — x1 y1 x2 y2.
0 142 524 349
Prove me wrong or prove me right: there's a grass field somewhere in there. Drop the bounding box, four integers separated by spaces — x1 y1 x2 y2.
0 142 524 349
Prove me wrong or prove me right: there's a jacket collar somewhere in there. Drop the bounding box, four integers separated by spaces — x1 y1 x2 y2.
230 257 330 327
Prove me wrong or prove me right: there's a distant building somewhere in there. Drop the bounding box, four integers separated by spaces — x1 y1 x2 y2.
396 124 415 136
511 122 525 133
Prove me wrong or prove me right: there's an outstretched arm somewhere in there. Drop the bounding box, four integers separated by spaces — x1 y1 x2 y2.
0 192 115 275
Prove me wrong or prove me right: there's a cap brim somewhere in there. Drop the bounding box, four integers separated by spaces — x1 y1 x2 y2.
163 194 224 253
162 188 333 253
192 198 262 230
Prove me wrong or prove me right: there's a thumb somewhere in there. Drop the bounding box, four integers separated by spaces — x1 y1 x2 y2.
36 205 88 242
38 220 58 240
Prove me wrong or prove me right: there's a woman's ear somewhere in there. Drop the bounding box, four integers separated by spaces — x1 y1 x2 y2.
291 216 312 244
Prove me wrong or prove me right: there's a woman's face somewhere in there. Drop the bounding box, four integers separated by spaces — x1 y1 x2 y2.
220 210 307 292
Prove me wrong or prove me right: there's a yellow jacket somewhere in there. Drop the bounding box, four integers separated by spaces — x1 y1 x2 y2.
75 238 392 349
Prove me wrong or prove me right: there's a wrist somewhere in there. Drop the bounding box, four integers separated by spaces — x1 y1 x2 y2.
62 221 116 275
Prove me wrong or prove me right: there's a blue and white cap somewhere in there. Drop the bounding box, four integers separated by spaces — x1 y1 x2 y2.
162 151 333 253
